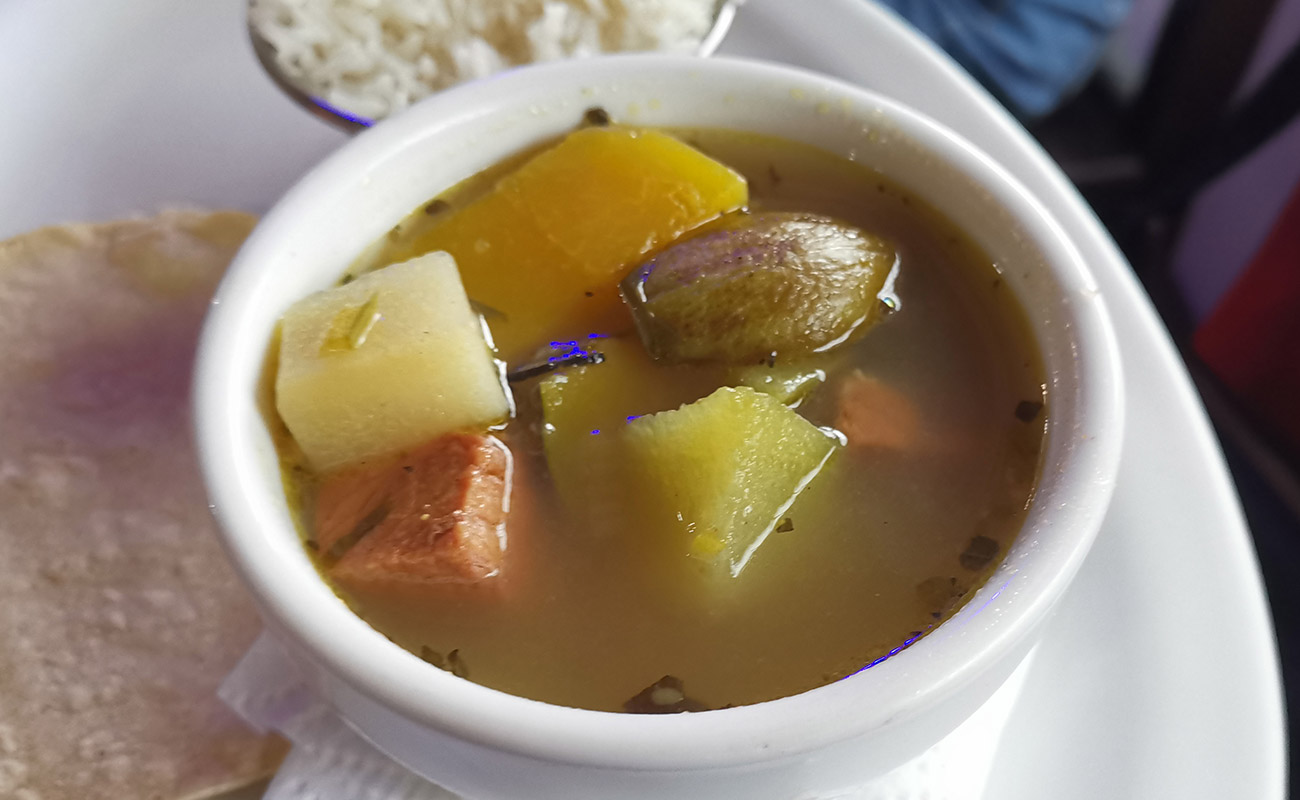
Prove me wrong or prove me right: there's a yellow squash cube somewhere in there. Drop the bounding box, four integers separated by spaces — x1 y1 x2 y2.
394 127 749 360
276 252 510 472
625 386 839 577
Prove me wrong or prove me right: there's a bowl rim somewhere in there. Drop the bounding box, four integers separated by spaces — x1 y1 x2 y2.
195 53 1123 770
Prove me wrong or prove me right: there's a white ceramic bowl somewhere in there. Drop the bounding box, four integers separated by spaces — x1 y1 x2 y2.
195 55 1123 800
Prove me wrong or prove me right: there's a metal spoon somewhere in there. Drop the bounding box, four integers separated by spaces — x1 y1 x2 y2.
248 0 744 134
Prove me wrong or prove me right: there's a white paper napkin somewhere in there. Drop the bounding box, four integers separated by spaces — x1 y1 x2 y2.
221 633 1032 800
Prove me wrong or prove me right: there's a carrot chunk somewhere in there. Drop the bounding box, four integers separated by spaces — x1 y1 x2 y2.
834 370 920 450
314 433 511 587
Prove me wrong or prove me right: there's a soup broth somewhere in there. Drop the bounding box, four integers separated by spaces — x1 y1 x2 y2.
270 125 1046 712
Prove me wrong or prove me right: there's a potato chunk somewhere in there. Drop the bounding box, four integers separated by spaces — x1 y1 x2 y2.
392 127 749 360
276 252 509 471
319 433 511 588
625 386 839 577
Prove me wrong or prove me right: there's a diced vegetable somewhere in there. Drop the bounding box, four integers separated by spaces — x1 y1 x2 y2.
624 386 839 577
621 212 895 364
834 369 919 450
392 127 749 359
730 361 827 405
276 252 510 471
538 336 719 527
322 433 511 588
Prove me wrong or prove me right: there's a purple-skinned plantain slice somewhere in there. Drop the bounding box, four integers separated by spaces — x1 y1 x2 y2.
620 212 896 364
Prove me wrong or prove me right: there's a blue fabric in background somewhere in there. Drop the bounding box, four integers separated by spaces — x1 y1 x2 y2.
875 0 1132 118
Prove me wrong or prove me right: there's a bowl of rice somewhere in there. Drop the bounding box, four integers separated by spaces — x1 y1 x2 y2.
248 0 741 127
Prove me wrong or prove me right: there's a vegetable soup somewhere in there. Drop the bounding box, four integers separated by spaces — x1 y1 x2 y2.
266 117 1046 712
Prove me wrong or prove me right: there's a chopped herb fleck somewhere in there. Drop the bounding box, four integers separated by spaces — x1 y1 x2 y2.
402 465 414 474
419 646 446 669
768 164 782 184
1014 400 1044 422
507 349 605 382
623 675 709 714
320 293 382 354
447 649 470 678
775 517 794 533
584 291 594 297
420 646 469 678
326 502 390 561
424 199 449 215
339 273 355 285
583 106 611 127
959 535 1000 571
347 295 382 348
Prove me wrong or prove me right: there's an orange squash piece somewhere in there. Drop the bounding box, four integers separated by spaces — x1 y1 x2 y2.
394 127 749 360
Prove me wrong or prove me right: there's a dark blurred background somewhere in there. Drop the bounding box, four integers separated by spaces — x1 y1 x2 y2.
880 0 1299 789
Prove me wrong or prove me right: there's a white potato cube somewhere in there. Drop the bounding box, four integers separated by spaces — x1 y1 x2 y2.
276 252 510 471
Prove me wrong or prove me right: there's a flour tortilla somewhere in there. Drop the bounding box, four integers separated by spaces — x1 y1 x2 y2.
0 211 287 799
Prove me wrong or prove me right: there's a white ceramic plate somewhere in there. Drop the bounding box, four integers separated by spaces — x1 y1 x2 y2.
0 1 1283 798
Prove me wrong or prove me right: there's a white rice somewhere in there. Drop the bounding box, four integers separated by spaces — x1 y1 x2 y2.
250 0 720 120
